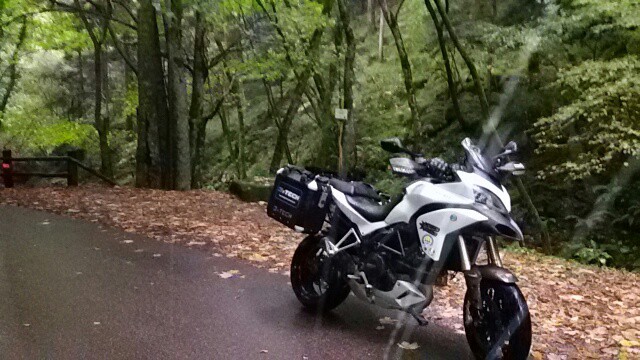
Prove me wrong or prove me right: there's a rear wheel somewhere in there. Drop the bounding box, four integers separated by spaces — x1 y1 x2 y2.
290 235 351 312
463 280 532 360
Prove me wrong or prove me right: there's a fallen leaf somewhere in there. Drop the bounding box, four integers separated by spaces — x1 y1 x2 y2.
218 270 242 279
397 341 419 350
247 253 267 262
379 316 398 325
559 294 585 302
620 339 640 347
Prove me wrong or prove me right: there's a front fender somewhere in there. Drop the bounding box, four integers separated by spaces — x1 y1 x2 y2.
475 264 518 284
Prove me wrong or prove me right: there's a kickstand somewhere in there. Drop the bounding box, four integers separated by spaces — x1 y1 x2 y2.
409 309 429 326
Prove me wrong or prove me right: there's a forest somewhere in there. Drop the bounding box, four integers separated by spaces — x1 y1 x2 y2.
1 0 639 269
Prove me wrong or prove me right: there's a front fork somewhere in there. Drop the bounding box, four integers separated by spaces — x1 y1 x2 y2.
460 236 505 312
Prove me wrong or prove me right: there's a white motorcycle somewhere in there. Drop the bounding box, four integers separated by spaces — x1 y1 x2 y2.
268 138 532 359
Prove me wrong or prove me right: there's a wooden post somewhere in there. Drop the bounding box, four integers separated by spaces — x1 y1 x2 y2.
2 150 14 188
67 150 79 187
338 121 345 178
335 109 348 179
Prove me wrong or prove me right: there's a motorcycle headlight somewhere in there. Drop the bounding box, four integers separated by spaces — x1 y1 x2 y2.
473 185 508 214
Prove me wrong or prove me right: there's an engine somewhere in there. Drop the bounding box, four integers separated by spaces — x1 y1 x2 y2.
362 252 397 291
360 228 434 293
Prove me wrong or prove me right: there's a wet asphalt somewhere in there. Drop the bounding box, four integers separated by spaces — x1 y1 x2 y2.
0 204 472 359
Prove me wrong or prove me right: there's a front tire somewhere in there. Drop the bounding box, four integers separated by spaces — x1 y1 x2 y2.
290 235 351 312
463 280 532 360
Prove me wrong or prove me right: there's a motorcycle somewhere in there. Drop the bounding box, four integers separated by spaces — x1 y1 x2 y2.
267 137 532 359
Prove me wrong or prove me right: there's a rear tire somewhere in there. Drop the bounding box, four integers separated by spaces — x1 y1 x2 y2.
290 235 351 312
463 280 532 360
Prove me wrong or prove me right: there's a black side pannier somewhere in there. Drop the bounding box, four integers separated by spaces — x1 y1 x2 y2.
267 165 329 234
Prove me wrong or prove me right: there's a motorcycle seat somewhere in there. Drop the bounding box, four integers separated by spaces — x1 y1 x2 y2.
329 178 381 201
346 195 402 222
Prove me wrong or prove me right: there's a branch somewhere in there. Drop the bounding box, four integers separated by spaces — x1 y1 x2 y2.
433 0 489 119
424 0 465 128
50 0 137 30
107 21 138 76
395 0 406 18
0 17 28 115
208 39 242 69
203 97 225 122
73 0 100 46
113 0 137 23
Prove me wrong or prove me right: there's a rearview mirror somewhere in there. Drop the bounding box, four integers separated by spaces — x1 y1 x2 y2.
381 137 407 154
504 141 517 153
493 141 518 160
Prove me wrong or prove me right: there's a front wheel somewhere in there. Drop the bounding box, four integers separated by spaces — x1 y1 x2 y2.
290 235 351 312
463 280 532 360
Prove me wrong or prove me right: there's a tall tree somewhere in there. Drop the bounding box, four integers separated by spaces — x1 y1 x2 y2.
189 11 209 188
136 0 171 188
424 0 465 130
377 0 419 137
165 0 191 190
0 15 27 123
74 0 113 177
266 0 335 173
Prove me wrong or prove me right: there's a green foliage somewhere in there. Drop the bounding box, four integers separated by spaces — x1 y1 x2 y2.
1 116 96 153
29 13 91 52
218 0 333 82
533 56 640 180
563 240 612 266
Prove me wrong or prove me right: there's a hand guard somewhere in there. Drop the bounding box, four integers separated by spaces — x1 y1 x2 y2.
428 158 453 180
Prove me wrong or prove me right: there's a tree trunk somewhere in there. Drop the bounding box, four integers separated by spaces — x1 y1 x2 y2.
218 105 235 163
124 58 136 135
233 79 247 180
424 0 465 129
94 46 114 178
378 9 384 60
338 0 357 175
77 50 86 119
377 0 419 136
74 0 113 178
368 0 377 32
137 0 170 189
189 11 208 188
165 0 191 190
0 16 28 124
433 0 489 120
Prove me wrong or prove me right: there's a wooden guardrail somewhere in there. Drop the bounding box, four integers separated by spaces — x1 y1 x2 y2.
1 149 117 188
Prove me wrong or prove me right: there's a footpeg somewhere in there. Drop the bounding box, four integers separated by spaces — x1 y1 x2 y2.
409 309 429 326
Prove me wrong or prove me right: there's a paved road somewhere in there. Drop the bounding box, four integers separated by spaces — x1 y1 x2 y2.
0 204 472 359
